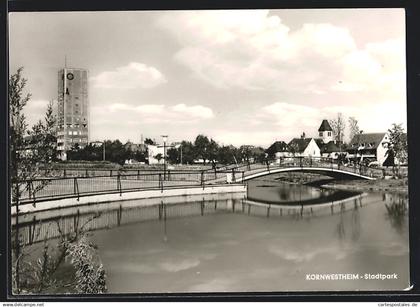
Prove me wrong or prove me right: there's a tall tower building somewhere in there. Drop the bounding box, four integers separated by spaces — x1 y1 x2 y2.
56 67 89 159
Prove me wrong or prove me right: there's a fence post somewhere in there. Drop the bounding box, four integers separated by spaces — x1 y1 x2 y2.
137 170 140 180
117 174 122 196
85 169 88 177
63 169 67 178
242 171 245 184
29 180 36 207
168 170 171 181
201 171 205 189
159 174 163 192
74 178 80 201
232 168 236 182
27 180 32 200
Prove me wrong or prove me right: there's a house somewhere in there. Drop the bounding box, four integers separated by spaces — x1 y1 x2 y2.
347 133 390 165
319 141 343 159
147 144 165 164
266 141 291 163
288 137 321 158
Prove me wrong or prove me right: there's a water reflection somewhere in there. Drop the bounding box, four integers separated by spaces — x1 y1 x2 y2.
247 180 360 206
383 193 408 235
14 182 409 292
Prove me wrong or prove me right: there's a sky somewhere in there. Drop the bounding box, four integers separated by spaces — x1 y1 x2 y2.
9 9 406 147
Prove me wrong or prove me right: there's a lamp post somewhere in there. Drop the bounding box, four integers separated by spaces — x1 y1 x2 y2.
180 144 183 165
102 141 106 161
357 130 363 164
161 135 168 180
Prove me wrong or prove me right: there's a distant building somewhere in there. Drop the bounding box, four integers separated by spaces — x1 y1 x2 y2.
288 137 321 157
319 141 342 159
347 133 390 165
318 119 334 143
147 144 165 164
266 141 291 163
56 67 89 160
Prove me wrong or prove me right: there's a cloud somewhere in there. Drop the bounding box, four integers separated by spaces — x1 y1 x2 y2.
171 103 214 119
160 259 201 272
90 62 167 89
103 103 213 121
156 10 405 98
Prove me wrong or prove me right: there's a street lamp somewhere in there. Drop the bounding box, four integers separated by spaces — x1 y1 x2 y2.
161 135 168 180
102 141 106 161
357 130 363 164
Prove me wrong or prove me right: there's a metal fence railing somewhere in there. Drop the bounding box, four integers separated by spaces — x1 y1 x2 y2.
13 157 388 207
12 170 247 206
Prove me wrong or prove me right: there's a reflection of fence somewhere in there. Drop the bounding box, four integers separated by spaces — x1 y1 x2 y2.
13 191 372 246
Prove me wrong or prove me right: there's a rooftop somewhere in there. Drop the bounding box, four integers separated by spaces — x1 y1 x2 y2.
288 138 313 153
318 119 333 132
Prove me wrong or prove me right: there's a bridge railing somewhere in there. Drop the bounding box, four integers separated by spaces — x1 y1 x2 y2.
212 157 381 180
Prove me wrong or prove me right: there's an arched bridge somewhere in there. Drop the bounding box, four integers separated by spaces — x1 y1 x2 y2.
207 157 377 184
235 166 375 182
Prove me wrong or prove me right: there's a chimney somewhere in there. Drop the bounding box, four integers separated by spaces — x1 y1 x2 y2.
301 132 306 139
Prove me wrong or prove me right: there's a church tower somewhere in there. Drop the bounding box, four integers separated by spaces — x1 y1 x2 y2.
318 119 333 144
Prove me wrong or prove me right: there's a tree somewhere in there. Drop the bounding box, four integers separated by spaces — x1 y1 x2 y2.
388 123 408 167
194 134 211 164
289 142 300 157
144 138 155 145
207 138 219 163
330 113 346 153
10 68 61 293
154 153 163 164
348 117 360 143
167 147 180 164
217 145 238 165
10 68 35 293
134 150 148 164
179 141 195 164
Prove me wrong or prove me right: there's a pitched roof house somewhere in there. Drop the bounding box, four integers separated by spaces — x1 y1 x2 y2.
266 141 288 154
288 137 321 157
347 133 390 165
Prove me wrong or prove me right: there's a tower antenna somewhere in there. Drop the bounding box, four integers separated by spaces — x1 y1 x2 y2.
64 55 67 68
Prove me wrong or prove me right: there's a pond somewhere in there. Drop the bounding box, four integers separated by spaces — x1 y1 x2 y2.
17 178 410 293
